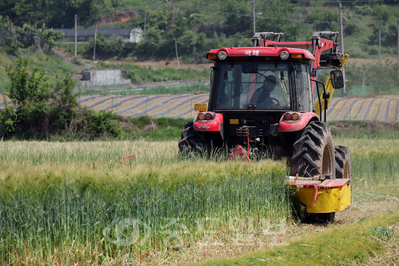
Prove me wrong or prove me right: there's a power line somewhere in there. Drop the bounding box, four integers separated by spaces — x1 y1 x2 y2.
143 0 399 26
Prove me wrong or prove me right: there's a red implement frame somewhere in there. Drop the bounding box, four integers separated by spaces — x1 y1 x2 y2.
261 38 337 94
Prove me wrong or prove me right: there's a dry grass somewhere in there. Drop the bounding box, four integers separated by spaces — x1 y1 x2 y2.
0 140 288 187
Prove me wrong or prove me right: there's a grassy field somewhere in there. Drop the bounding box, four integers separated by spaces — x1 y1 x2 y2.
0 141 290 265
1 122 399 265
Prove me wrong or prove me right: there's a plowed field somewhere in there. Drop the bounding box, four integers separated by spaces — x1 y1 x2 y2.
78 95 399 121
2 94 398 121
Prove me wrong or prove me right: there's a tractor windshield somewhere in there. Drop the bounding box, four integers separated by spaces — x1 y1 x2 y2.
215 62 291 111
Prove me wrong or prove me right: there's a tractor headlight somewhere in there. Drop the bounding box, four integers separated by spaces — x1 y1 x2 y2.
218 51 227 60
280 51 289 60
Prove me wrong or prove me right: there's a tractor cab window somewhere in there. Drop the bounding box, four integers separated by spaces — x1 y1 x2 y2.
295 64 312 112
215 63 291 111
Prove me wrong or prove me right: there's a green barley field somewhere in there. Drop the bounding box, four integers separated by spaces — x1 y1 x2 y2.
1 126 399 265
0 141 290 265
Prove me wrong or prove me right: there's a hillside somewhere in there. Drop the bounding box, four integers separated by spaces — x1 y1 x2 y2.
2 0 399 63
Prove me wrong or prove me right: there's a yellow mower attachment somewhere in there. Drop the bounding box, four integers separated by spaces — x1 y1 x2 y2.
288 177 351 213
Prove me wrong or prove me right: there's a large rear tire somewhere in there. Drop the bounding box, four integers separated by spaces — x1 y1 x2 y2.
290 121 337 223
290 121 336 179
334 145 351 179
178 122 207 157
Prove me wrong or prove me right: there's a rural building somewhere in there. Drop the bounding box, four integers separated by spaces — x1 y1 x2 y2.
79 69 131 86
54 28 143 43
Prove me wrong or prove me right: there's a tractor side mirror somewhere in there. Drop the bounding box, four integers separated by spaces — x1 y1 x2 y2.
330 70 344 89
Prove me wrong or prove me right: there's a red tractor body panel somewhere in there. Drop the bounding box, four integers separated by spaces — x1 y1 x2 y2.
279 112 320 132
193 112 223 132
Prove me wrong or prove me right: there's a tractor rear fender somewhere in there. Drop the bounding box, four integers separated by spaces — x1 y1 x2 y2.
279 112 320 132
193 112 224 132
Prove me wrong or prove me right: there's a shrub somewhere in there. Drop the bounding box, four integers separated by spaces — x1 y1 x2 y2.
0 58 122 139
354 5 372 15
344 23 360 36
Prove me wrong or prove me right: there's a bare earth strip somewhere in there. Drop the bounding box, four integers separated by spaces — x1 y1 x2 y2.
327 98 347 120
79 96 107 108
354 98 374 120
346 98 366 120
2 93 399 121
387 99 398 122
375 98 391 122
122 95 181 116
162 95 209 117
112 95 150 114
144 96 192 117
365 98 384 121
88 96 131 111
330 98 357 121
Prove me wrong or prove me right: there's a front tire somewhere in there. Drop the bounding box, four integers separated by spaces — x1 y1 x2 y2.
178 122 206 157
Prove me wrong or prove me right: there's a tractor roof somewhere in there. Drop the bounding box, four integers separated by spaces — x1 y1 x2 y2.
206 47 315 61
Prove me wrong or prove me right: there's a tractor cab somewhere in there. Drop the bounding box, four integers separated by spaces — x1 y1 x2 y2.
209 59 313 114
181 31 347 159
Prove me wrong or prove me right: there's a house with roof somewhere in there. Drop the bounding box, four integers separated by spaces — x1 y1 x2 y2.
54 28 143 43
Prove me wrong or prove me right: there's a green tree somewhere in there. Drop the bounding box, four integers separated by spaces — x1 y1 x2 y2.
368 5 399 46
0 58 78 137
21 22 64 48
305 11 339 32
0 0 17 22
1 58 123 139
221 0 251 36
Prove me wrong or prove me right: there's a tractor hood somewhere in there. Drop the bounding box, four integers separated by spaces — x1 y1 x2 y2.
206 47 315 61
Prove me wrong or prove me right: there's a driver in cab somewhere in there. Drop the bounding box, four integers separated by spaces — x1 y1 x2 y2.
250 75 279 109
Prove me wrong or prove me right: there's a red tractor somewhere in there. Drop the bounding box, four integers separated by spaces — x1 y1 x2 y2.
179 31 351 221
179 32 351 212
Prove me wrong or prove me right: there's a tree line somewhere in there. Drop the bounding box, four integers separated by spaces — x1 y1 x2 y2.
1 0 399 62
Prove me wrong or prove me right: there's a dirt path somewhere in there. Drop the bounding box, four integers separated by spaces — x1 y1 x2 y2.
157 186 399 266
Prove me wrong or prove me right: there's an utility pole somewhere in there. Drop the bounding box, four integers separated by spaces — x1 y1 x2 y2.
93 1 98 61
252 0 256 35
339 3 347 97
379 28 381 64
144 10 147 37
74 14 77 58
175 39 180 67
362 71 365 96
397 24 399 65
93 23 97 61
